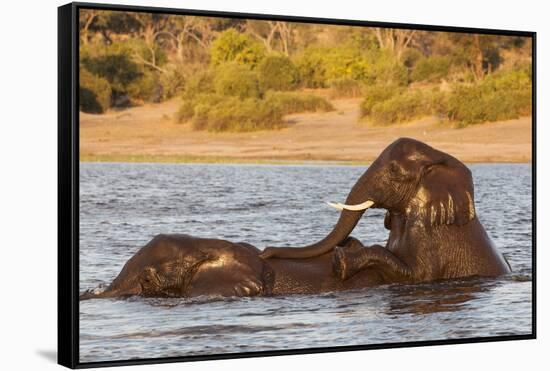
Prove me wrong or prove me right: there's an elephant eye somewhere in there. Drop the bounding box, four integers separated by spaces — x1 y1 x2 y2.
389 162 401 177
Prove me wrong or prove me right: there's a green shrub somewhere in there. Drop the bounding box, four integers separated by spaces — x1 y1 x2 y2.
79 67 112 113
176 92 284 132
411 56 452 83
159 65 186 100
257 54 300 91
295 46 408 89
329 78 364 98
359 67 531 126
127 38 168 68
80 42 142 94
360 85 447 125
182 69 216 98
175 99 196 123
294 47 328 88
214 62 262 99
191 103 213 131
176 93 223 123
446 68 532 127
359 84 404 118
193 97 284 132
369 90 427 125
424 88 449 116
364 50 408 86
127 70 161 103
80 40 168 105
210 29 266 68
265 91 334 115
177 89 333 127
401 48 424 69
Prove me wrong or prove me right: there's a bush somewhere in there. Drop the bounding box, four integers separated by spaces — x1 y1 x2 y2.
369 90 427 125
365 50 408 86
257 54 300 91
159 65 186 100
359 84 404 118
127 38 168 68
80 42 142 94
401 48 424 69
176 92 284 132
199 97 283 132
127 70 161 103
411 56 452 83
265 91 334 115
424 88 449 116
359 85 447 125
176 90 332 130
175 99 196 123
182 69 216 97
175 93 223 124
359 67 532 126
210 29 266 68
329 78 364 98
295 46 408 89
294 47 328 88
191 103 212 131
79 67 112 113
80 40 167 105
446 68 532 127
214 63 262 99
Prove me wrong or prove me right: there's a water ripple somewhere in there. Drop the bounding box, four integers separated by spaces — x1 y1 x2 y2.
79 163 532 363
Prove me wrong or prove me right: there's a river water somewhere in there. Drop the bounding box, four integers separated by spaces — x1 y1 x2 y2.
79 163 533 363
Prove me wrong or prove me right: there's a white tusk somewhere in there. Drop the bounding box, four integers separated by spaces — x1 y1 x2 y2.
327 199 374 211
326 201 344 210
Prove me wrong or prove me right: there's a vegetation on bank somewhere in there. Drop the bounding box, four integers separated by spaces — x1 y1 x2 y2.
358 66 532 127
173 61 334 132
79 10 532 129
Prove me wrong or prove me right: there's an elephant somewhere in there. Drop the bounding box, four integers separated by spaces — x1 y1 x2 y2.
79 234 386 299
80 137 510 300
260 137 511 283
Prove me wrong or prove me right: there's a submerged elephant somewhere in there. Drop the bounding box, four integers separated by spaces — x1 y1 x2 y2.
79 234 385 299
80 138 510 300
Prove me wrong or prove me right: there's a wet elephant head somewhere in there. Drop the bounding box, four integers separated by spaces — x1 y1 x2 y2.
260 138 476 259
80 234 269 299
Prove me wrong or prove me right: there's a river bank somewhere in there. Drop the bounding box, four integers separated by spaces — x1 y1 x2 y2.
80 97 532 164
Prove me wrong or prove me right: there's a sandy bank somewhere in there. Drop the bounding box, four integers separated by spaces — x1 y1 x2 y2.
80 97 532 164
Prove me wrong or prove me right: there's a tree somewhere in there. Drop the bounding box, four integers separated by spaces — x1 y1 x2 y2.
124 13 171 73
372 28 416 61
210 29 266 68
155 15 217 63
79 9 99 45
246 20 294 55
445 33 505 81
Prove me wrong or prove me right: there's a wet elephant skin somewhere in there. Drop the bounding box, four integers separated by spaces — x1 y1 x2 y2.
80 138 510 300
80 234 384 299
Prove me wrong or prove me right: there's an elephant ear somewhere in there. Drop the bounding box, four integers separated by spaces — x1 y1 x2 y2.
408 161 476 227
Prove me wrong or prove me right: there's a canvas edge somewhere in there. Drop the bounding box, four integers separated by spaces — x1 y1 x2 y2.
58 3 79 369
57 2 537 369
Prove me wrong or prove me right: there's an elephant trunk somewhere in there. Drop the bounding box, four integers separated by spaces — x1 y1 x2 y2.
80 273 142 300
79 287 118 300
260 171 372 259
79 284 142 300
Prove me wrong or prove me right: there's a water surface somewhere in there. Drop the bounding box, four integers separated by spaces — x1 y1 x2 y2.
79 163 532 362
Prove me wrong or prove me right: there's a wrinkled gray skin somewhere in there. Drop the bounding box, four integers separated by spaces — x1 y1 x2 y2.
80 234 383 299
261 137 510 282
80 138 510 300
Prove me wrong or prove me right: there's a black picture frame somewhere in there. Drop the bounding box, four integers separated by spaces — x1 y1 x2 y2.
58 2 537 368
